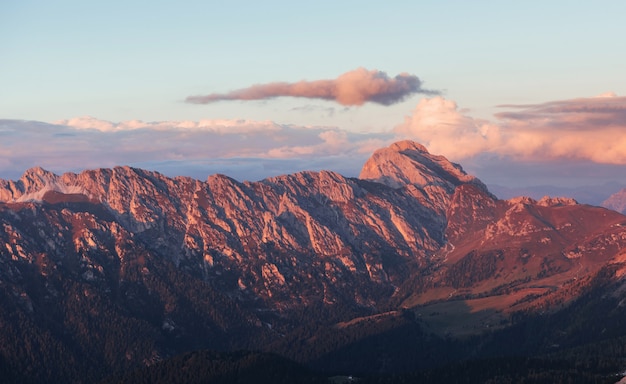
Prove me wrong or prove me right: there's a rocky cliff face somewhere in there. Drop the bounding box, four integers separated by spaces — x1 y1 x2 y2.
3 140 626 381
0 144 455 312
3 141 626 311
359 140 490 215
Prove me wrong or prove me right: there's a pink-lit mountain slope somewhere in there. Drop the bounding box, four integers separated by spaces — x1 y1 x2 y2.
2 140 626 381
2 141 626 313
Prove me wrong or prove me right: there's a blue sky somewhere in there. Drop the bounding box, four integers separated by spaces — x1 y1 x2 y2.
2 1 626 193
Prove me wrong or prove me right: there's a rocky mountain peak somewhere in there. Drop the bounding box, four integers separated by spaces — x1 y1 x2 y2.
537 196 578 207
388 140 430 153
359 140 487 192
602 188 626 214
0 166 64 202
18 166 60 189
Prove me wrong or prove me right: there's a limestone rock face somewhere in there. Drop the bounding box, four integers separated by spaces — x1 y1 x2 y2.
359 140 491 217
359 140 485 191
5 140 626 383
0 148 454 309
2 140 626 364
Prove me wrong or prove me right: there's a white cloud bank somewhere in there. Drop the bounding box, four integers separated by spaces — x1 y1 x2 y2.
394 97 500 160
55 116 284 134
395 93 626 164
0 117 392 181
2 92 626 189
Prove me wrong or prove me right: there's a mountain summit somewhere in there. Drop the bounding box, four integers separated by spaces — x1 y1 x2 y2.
602 187 626 214
2 140 626 382
360 140 484 191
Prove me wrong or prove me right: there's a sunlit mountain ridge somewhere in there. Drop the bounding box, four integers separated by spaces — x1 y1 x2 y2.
2 140 626 382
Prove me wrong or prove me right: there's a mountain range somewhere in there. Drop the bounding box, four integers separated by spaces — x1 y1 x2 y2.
2 140 626 383
603 188 626 215
489 182 626 208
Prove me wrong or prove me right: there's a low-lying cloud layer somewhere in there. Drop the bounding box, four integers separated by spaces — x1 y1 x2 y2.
186 68 436 106
3 92 626 191
0 117 391 181
395 93 626 164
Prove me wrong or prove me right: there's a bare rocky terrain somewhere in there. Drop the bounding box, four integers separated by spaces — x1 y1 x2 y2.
2 140 626 383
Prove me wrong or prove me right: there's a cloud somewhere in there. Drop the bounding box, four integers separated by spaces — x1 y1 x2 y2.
265 129 389 159
495 92 626 128
494 93 626 163
394 97 500 160
0 118 391 182
55 116 282 134
395 93 626 165
185 68 437 106
289 105 346 117
4 92 626 193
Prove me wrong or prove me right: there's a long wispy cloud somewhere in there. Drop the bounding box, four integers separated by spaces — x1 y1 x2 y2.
395 93 626 164
186 68 437 106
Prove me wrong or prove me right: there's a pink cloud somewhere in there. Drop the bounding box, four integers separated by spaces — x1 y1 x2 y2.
185 68 437 106
394 97 500 160
265 129 388 159
0 118 393 182
495 92 626 129
495 93 626 162
395 93 626 164
55 116 282 134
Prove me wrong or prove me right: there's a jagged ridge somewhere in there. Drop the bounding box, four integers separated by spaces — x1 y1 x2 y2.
2 140 626 382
